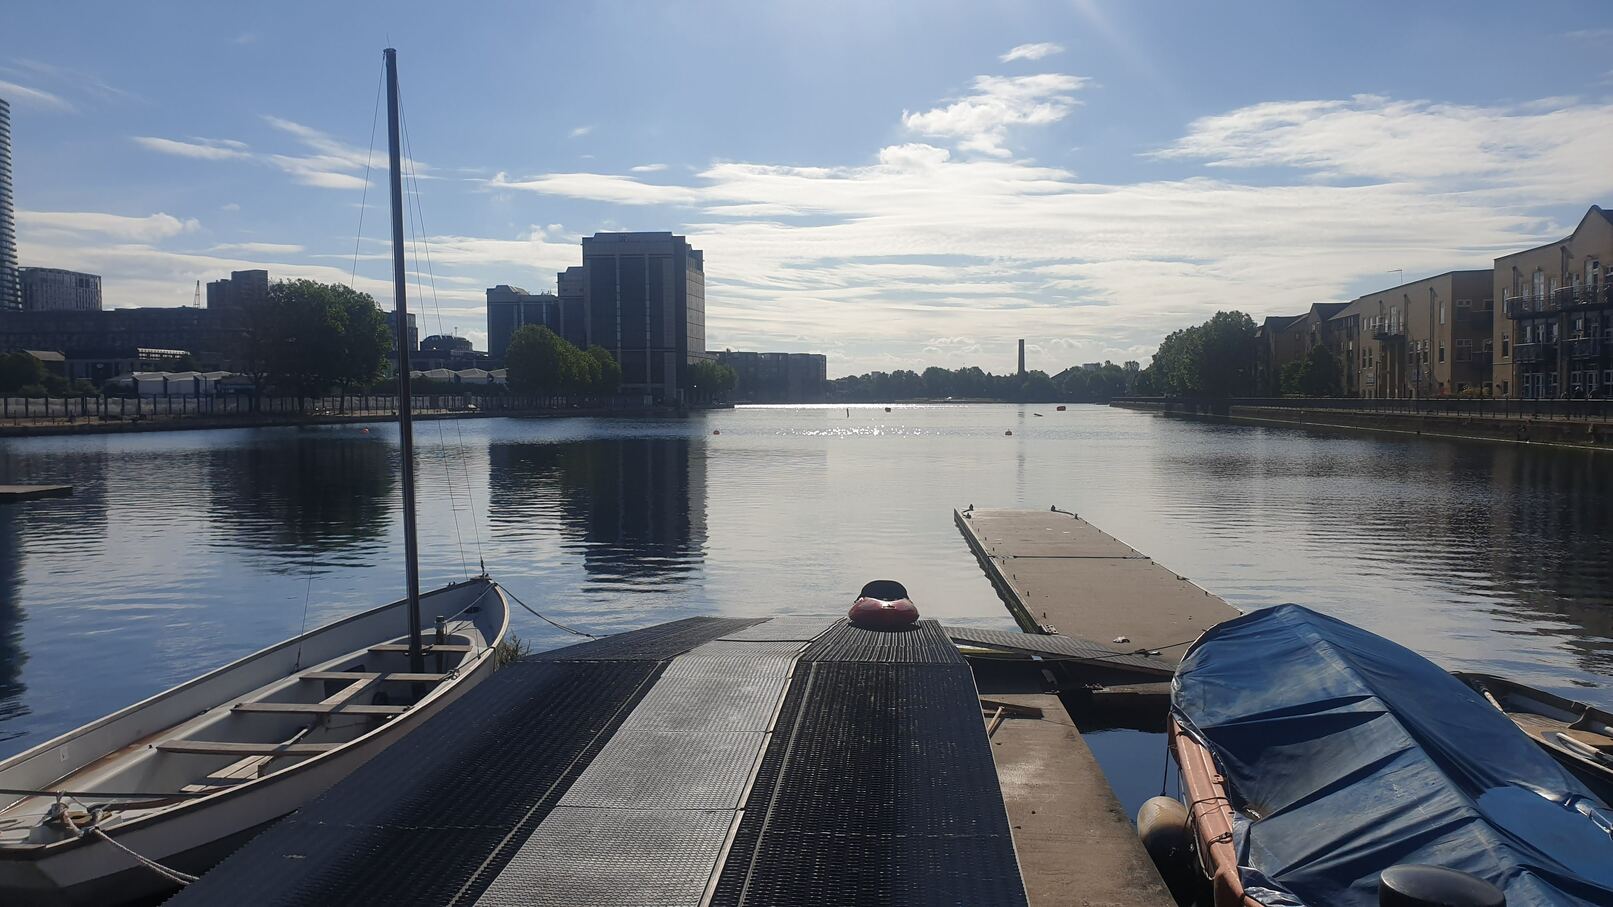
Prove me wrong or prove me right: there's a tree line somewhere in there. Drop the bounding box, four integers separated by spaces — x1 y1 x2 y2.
1145 309 1342 398
828 362 1146 404
503 325 622 397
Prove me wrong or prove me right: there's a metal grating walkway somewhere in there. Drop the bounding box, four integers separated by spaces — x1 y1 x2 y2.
172 614 1028 906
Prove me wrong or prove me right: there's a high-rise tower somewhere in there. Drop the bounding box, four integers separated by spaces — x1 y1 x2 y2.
0 98 19 311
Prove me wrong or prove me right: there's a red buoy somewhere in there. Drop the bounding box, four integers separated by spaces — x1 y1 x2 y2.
848 579 919 629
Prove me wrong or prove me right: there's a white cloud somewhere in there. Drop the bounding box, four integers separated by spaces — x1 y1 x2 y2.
1151 95 1613 202
631 163 668 172
220 202 241 212
488 171 704 206
1000 42 1064 62
211 242 305 254
132 136 252 160
569 125 594 138
0 79 74 112
902 73 1088 157
18 210 200 242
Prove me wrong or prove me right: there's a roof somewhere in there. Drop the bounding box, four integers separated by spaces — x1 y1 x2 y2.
1351 269 1492 301
1309 301 1349 320
1494 204 1612 262
21 349 65 361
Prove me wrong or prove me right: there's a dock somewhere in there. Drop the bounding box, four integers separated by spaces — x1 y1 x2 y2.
170 507 1244 906
955 507 1240 661
0 484 72 503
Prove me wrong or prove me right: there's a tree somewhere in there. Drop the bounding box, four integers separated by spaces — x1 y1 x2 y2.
0 352 45 393
1281 345 1341 397
686 359 736 404
505 325 571 394
233 280 391 406
1146 310 1257 398
586 345 622 396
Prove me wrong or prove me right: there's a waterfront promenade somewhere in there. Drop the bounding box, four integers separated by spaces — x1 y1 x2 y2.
0 394 668 437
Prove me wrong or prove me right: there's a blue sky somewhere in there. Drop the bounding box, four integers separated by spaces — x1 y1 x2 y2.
5 1 1612 375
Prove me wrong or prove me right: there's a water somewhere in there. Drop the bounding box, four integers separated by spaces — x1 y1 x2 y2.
1 405 1610 804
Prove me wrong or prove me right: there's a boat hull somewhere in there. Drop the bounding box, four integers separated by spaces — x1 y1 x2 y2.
0 579 508 906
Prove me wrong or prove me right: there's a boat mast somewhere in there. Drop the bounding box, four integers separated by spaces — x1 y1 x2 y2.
385 47 424 675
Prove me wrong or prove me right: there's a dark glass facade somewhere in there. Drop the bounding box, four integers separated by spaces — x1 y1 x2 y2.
581 232 706 401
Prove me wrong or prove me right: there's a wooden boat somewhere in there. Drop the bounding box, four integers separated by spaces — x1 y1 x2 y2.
0 579 507 904
1454 672 1613 802
0 49 511 905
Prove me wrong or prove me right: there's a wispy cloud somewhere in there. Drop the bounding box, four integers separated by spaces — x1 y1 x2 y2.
1566 28 1613 40
211 241 304 254
630 163 668 172
233 32 258 45
569 124 594 138
18 210 199 242
5 59 145 106
132 136 252 160
488 171 703 205
0 79 74 112
1000 42 1064 63
902 73 1088 157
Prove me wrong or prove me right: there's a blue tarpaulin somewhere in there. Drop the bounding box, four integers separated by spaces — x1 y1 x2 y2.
1173 605 1613 907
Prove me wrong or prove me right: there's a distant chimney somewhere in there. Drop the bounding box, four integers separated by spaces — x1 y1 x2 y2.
1017 339 1026 378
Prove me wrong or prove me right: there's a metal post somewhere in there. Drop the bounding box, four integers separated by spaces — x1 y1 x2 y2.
386 48 425 675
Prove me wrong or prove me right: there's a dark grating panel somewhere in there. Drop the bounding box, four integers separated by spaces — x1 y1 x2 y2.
798 618 963 664
945 626 1175 677
170 658 666 906
711 661 1028 907
533 616 762 661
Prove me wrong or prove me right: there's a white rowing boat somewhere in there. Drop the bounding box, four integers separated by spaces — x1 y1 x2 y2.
0 578 508 904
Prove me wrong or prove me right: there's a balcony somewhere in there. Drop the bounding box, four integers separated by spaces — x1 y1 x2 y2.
1566 336 1604 359
1513 342 1554 363
1505 284 1613 319
1370 319 1406 341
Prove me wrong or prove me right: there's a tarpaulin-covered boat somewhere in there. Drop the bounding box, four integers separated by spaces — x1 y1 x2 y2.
1170 605 1613 907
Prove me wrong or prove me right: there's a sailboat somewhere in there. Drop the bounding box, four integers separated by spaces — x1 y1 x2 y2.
0 49 509 906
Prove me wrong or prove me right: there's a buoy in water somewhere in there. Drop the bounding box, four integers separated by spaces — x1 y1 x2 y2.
1056 405 1067 411
848 579 919 629
1004 430 1013 436
713 429 720 435
884 406 891 413
1136 797 1195 902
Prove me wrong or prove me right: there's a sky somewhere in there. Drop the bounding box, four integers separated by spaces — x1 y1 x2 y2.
5 1 1612 377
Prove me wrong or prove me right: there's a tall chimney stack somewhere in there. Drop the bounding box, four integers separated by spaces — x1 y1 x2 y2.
1017 339 1026 378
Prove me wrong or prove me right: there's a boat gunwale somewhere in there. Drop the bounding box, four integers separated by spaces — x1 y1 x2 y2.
0 578 509 859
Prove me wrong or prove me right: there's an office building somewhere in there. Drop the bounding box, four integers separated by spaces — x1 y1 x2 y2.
18 268 102 311
1496 206 1612 399
485 285 560 362
0 98 18 312
581 232 706 402
716 351 828 403
0 307 240 367
556 266 587 348
384 309 418 353
204 269 269 311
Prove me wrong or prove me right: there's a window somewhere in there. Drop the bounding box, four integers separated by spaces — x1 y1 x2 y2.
1456 339 1472 362
1533 269 1546 299
1482 338 1493 354
1438 343 1446 363
1502 333 1510 358
1439 301 1446 325
1456 298 1471 309
1502 380 1510 397
1483 298 1493 311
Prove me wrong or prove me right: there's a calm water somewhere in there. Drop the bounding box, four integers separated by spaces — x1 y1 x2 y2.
1 405 1610 786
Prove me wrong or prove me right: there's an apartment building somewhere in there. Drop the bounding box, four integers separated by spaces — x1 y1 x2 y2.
1351 270 1492 398
1495 206 1613 399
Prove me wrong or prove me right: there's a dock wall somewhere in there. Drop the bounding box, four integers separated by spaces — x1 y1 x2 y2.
1114 398 1613 450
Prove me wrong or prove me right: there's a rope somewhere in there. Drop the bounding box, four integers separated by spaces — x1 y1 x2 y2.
348 62 384 288
397 91 486 575
89 826 199 886
497 585 601 639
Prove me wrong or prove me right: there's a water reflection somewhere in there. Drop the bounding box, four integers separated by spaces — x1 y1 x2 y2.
205 435 396 570
487 437 706 587
0 506 27 742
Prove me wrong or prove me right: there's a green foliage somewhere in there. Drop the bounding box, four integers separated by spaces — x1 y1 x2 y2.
1279 345 1341 397
505 326 618 396
827 361 1142 403
587 345 623 396
0 351 45 393
1146 310 1257 398
233 279 392 398
685 358 737 403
